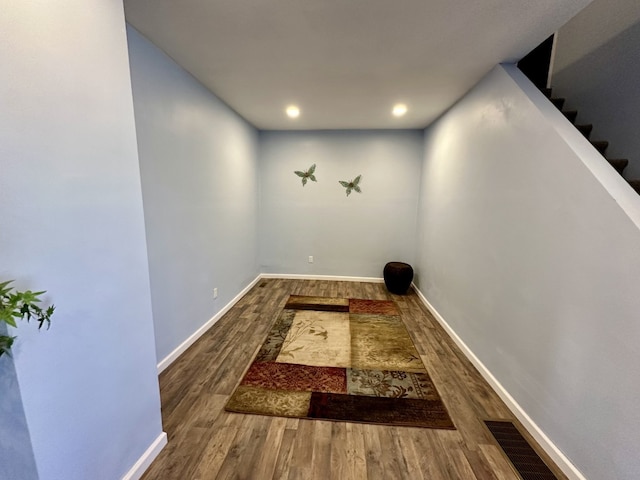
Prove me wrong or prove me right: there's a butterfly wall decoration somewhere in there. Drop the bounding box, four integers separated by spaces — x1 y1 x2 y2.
339 175 362 196
294 164 317 186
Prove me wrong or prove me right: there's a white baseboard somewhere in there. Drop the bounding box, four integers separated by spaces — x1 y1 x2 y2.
260 273 384 283
412 284 586 480
121 432 167 480
157 275 262 373
157 273 385 373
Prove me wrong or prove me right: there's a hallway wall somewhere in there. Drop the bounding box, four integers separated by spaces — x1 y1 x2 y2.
552 0 640 178
127 27 260 365
416 64 640 480
258 130 423 278
0 3 163 479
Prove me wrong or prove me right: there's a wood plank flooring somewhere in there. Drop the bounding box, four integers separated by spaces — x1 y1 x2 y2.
142 279 567 480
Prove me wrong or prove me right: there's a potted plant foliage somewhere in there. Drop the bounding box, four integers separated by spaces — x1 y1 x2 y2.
0 280 55 357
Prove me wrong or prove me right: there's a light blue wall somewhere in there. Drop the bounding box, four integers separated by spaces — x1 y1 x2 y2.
0 328 38 480
417 64 640 480
0 2 163 480
259 130 423 277
552 0 640 178
127 27 260 364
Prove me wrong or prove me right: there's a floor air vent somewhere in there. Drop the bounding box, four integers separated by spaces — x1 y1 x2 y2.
484 420 558 480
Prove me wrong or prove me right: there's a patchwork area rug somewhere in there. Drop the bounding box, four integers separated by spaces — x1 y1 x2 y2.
225 295 455 429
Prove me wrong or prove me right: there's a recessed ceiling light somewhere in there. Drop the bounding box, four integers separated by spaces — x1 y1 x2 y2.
286 105 300 118
392 104 407 117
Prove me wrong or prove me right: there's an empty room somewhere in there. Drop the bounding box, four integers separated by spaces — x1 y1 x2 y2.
2 0 640 479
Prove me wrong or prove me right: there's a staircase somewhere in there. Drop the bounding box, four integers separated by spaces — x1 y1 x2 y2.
542 88 640 194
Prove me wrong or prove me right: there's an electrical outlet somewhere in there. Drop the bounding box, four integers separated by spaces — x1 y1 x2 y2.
213 288 218 299
308 256 314 263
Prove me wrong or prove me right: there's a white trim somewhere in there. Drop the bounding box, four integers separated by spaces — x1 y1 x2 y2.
260 273 384 283
503 64 640 231
156 273 385 373
156 275 262 373
412 284 587 480
121 432 167 480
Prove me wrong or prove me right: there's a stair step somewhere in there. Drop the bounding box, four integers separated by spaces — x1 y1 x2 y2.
629 180 640 195
607 159 628 174
551 98 565 110
542 88 553 98
592 140 609 154
562 110 578 123
576 124 593 139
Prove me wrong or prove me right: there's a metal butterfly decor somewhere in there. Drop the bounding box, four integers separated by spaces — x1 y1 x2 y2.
294 164 317 186
339 175 362 196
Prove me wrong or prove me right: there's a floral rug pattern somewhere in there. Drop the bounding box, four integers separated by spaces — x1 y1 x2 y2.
225 295 455 429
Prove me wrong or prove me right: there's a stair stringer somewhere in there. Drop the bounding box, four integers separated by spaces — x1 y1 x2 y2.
503 64 640 230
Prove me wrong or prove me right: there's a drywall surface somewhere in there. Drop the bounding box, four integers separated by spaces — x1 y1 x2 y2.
553 0 640 178
259 130 423 277
127 27 260 363
553 0 640 74
417 64 640 480
0 336 38 480
0 3 162 480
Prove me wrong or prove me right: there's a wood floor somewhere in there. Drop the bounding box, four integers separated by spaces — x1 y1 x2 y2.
142 279 566 480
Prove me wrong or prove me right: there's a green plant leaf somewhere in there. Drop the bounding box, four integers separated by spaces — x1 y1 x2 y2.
19 303 32 321
0 335 16 357
0 280 55 354
0 309 18 328
19 290 42 304
0 280 14 296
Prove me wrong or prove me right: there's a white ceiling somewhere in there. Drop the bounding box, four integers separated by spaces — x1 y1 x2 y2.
124 0 593 130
